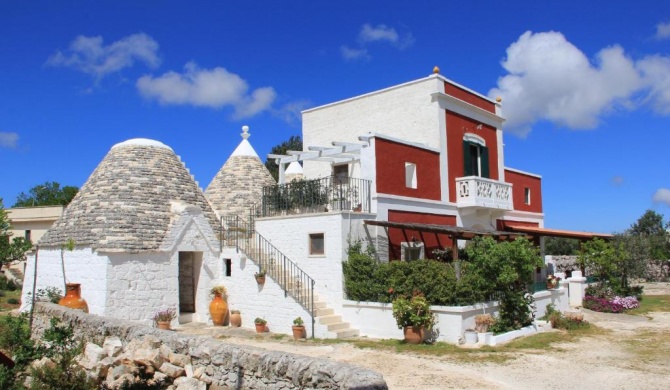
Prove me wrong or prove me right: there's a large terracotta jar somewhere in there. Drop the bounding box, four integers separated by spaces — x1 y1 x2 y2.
58 283 89 313
403 326 424 344
209 292 228 326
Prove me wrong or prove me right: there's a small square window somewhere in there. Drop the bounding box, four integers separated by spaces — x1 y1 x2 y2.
401 241 424 261
405 162 417 189
309 233 325 255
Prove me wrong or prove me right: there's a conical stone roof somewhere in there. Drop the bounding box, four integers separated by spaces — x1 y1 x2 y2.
205 126 276 219
39 138 220 252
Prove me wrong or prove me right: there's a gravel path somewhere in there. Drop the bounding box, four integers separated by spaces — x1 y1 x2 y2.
180 283 670 389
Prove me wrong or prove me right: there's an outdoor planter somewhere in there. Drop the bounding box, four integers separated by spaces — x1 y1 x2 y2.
403 326 425 344
464 330 478 344
230 310 242 327
58 283 89 313
254 318 267 333
292 317 305 340
156 321 171 330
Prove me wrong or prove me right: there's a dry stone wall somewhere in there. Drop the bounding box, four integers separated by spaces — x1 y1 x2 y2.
32 303 388 390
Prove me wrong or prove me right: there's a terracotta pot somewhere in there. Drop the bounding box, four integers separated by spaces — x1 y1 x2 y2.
256 275 266 284
547 281 558 289
58 283 89 313
403 326 424 344
230 312 242 327
157 321 171 330
209 293 228 326
255 323 266 333
292 325 305 340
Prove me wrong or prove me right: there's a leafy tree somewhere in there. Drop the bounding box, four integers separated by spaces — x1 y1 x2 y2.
0 198 33 272
544 236 580 256
264 135 302 182
626 210 669 260
577 238 624 285
13 181 79 208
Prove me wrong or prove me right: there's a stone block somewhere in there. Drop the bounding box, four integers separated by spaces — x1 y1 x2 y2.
160 362 185 378
84 342 107 364
103 336 124 357
185 363 194 377
133 348 164 370
169 352 192 367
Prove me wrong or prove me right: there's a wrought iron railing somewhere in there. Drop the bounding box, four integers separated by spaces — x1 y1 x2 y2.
222 215 316 338
260 176 372 218
530 281 548 293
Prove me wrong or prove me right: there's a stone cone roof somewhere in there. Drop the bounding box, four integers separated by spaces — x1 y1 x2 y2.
205 129 275 219
39 139 220 252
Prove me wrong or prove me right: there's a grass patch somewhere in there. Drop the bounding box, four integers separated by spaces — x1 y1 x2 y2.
503 325 606 351
622 329 670 368
0 289 21 312
627 295 670 316
270 334 286 340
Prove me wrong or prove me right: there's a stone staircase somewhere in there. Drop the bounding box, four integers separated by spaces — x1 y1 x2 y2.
313 295 359 339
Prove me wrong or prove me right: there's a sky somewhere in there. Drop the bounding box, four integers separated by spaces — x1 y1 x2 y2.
1 0 669 234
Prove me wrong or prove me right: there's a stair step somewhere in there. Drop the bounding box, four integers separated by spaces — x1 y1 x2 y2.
318 315 342 325
333 328 359 339
315 308 334 317
326 322 351 331
313 301 327 309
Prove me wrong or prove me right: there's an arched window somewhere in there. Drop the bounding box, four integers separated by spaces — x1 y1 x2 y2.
462 134 489 178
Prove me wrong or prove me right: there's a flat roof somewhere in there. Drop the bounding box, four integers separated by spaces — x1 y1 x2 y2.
503 224 613 240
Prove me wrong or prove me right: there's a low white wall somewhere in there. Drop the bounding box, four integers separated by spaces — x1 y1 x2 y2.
341 288 568 344
21 247 108 315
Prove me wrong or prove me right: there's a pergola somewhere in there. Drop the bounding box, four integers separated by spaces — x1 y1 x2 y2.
363 220 527 262
268 142 366 184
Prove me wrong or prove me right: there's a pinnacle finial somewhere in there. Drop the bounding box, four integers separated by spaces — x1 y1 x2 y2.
241 125 250 140
433 66 440 74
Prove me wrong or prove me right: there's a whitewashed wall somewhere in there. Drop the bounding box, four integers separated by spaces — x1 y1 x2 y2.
342 288 568 344
21 247 108 315
255 212 373 312
302 77 443 179
220 247 334 338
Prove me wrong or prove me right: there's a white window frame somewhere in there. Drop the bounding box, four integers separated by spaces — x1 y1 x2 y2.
308 232 325 257
405 162 417 189
401 241 424 261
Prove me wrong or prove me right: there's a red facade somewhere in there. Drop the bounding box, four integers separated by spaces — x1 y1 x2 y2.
387 210 457 261
445 110 499 203
375 138 441 201
444 82 496 113
504 169 543 213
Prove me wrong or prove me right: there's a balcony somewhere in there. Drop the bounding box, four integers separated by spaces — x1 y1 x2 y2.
456 176 513 210
259 176 372 218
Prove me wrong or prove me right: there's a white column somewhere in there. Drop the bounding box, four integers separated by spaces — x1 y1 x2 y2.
567 270 587 308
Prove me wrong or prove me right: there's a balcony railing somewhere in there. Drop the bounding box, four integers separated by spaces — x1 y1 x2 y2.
260 176 371 218
456 176 513 210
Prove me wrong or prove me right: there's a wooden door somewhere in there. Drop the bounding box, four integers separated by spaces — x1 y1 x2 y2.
178 252 195 313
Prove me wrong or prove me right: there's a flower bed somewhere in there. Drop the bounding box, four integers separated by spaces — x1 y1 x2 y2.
583 295 639 313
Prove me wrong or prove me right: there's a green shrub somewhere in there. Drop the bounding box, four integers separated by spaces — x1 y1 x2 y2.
6 298 19 305
6 280 17 291
0 290 5 297
0 275 8 290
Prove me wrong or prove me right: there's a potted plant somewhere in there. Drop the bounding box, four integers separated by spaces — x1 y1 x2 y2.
230 309 242 327
391 294 435 344
547 274 560 289
209 285 228 326
153 307 177 330
474 314 494 345
254 317 267 333
463 328 478 344
255 270 266 284
292 317 305 340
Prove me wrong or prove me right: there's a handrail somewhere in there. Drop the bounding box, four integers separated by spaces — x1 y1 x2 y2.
260 176 372 218
222 214 316 339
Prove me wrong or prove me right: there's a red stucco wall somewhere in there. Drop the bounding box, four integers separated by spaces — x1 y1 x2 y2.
444 82 496 113
446 111 499 202
504 169 543 213
387 210 457 261
375 138 441 200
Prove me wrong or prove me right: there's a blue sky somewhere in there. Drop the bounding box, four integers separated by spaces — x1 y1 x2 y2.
1 0 669 233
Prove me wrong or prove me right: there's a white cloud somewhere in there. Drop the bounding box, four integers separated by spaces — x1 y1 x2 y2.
653 188 670 206
489 31 670 136
611 176 624 186
0 132 18 148
341 23 413 61
341 45 370 61
47 33 160 79
136 62 276 118
359 24 399 44
655 22 670 40
637 55 670 114
272 100 312 125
